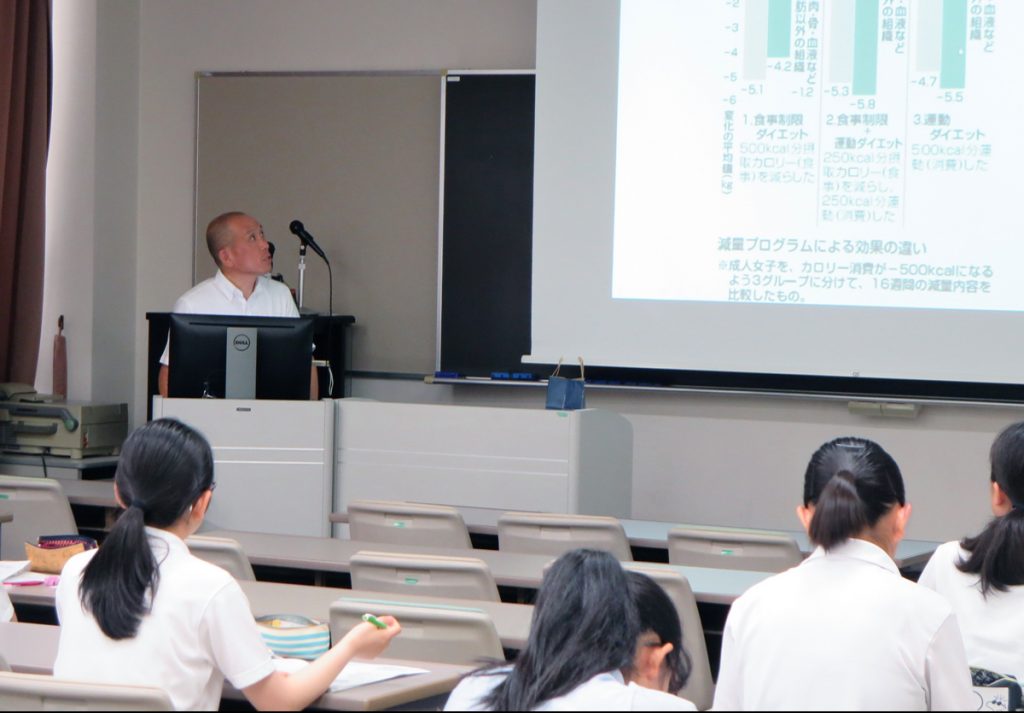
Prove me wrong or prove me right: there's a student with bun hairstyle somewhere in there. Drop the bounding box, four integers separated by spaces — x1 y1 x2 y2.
919 420 1024 681
444 548 696 711
713 437 973 710
53 419 400 711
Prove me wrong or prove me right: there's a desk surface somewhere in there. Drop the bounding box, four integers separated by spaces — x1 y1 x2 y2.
5 579 534 650
332 506 939 570
205 529 771 605
0 620 469 711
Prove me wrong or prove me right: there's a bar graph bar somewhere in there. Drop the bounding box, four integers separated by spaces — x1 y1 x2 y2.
829 0 856 84
915 0 943 72
766 0 791 58
852 0 879 95
940 0 967 88
743 0 769 79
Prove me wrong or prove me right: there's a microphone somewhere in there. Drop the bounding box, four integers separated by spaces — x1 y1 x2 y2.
289 220 328 261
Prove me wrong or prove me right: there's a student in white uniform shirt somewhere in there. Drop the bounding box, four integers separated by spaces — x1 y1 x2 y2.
54 419 400 711
713 437 974 711
918 420 1024 683
156 211 313 398
444 548 696 711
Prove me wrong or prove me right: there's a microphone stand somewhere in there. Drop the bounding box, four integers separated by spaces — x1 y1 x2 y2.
296 243 308 309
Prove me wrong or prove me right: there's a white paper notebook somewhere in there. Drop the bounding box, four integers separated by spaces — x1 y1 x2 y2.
0 561 30 583
272 657 429 692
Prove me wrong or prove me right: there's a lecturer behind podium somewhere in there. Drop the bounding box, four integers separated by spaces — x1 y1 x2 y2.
158 211 317 399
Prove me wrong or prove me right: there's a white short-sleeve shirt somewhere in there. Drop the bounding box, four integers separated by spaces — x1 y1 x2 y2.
443 668 696 711
713 538 974 711
0 587 12 622
54 527 275 711
919 539 1024 682
159 270 299 365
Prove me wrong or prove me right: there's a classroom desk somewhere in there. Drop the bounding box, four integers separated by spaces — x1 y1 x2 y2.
0 621 471 711
204 529 772 606
331 507 940 571
5 579 534 650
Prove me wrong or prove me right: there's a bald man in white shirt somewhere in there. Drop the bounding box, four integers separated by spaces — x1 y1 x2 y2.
158 212 317 399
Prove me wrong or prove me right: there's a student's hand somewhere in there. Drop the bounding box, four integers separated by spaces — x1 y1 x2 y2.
337 616 401 660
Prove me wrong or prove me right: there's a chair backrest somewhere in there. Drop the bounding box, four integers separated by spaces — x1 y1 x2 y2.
624 563 714 711
497 511 633 561
185 535 255 581
347 500 472 548
350 550 500 602
0 672 173 710
667 526 802 572
330 597 503 666
0 476 77 561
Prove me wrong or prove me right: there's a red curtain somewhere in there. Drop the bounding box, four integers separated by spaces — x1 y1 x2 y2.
0 0 50 384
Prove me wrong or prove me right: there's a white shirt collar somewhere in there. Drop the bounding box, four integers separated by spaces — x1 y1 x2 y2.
214 270 263 302
805 537 900 576
144 526 189 557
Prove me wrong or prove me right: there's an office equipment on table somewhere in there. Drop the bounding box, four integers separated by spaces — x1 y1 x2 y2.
153 397 333 538
0 477 78 561
0 671 173 710
350 551 500 602
667 526 803 573
334 401 632 522
348 499 472 549
0 388 127 459
498 512 633 561
330 598 504 666
185 535 255 581
168 314 315 400
624 563 714 712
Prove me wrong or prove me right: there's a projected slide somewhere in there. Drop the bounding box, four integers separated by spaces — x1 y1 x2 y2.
613 0 1021 311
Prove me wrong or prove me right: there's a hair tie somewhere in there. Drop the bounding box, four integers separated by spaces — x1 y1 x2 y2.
130 498 147 512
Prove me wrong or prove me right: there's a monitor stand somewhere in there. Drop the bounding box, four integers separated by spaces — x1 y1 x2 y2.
225 327 257 399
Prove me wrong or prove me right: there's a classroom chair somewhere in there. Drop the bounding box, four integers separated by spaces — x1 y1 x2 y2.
624 563 715 711
0 476 78 561
667 525 802 572
329 597 503 666
497 511 633 561
350 550 500 602
347 500 472 548
185 535 255 581
0 671 173 710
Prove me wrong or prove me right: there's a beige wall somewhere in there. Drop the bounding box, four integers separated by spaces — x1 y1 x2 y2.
46 0 1022 542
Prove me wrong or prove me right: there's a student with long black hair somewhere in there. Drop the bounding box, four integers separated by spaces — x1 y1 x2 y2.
53 419 400 711
713 437 974 710
624 571 691 697
918 420 1024 681
443 549 695 711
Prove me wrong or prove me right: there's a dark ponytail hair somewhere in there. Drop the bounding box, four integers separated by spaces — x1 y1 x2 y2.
482 549 640 711
803 437 906 550
625 571 692 695
957 421 1024 595
79 419 214 639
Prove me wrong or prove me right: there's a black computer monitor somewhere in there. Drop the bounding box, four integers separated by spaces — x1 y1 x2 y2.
168 314 315 400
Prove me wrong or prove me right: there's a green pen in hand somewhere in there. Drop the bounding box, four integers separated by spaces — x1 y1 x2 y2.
361 613 388 629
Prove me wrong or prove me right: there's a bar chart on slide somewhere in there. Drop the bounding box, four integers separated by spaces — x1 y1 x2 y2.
613 0 1022 309
722 0 1001 227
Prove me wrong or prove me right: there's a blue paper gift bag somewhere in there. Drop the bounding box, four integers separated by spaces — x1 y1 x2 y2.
545 358 586 410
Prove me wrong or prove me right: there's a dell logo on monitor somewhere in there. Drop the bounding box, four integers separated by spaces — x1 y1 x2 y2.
232 334 252 352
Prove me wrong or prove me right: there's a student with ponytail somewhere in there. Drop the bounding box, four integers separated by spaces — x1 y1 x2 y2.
53 419 400 711
918 420 1024 681
713 437 973 710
